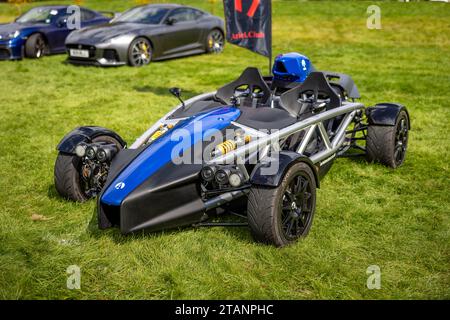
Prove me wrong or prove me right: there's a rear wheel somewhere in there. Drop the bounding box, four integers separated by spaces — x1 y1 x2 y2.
54 135 122 202
128 37 152 67
25 33 47 59
366 110 409 168
247 162 317 247
206 29 224 54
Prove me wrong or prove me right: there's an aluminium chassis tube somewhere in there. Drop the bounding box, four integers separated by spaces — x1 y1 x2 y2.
208 102 364 166
131 95 363 167
199 106 362 212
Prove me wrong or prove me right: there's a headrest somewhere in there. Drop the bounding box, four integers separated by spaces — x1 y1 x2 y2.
216 67 271 105
279 72 341 117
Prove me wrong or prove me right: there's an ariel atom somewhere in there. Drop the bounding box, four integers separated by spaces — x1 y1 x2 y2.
54 52 410 247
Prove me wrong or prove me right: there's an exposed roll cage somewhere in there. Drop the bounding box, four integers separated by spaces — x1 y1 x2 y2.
130 69 367 174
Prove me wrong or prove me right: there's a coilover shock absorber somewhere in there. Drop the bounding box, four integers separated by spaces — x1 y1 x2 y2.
211 130 251 157
150 124 174 141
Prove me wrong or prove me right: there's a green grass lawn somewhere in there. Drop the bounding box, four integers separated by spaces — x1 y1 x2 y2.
0 0 449 299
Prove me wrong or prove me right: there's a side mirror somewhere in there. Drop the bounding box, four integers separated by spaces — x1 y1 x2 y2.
165 17 176 25
55 17 67 28
169 87 185 109
169 87 181 98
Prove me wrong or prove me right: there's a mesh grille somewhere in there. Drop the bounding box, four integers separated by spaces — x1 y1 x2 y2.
103 49 118 61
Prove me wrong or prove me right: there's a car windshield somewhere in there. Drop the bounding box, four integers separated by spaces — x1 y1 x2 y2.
16 7 60 24
112 7 168 24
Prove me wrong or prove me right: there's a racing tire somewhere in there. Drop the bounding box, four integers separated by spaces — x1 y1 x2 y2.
366 110 409 168
206 29 224 54
247 162 317 247
54 135 122 202
25 33 47 59
128 37 152 67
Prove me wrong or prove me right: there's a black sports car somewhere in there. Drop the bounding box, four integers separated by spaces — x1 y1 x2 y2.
66 4 225 67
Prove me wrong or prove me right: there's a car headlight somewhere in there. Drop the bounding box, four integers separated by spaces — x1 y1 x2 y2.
8 30 20 39
201 166 217 182
96 148 108 163
107 34 131 45
75 143 88 158
215 168 231 185
85 145 98 160
65 33 74 42
229 171 244 188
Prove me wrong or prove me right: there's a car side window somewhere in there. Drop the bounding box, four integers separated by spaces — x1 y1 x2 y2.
167 8 197 23
193 9 205 20
81 9 96 22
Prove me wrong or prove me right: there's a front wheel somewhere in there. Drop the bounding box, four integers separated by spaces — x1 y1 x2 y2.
128 37 152 67
54 153 88 202
247 162 317 247
54 135 123 202
206 29 224 54
366 110 409 168
25 33 47 59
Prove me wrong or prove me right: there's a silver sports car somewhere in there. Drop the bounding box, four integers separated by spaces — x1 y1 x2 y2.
65 4 225 67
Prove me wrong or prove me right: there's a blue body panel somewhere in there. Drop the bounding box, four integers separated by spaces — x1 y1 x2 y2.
0 6 110 60
101 107 241 207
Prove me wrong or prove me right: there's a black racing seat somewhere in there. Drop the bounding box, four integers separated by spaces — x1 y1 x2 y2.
322 71 361 99
170 68 272 119
235 106 297 130
279 72 342 118
216 67 271 106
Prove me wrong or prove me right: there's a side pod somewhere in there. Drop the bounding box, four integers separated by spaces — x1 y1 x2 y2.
366 103 411 128
250 151 320 188
56 126 127 154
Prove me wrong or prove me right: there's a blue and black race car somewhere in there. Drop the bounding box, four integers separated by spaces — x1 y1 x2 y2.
0 5 111 60
53 53 410 247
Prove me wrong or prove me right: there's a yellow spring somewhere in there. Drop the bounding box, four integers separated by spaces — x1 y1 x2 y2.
150 124 173 141
216 140 237 155
150 130 164 141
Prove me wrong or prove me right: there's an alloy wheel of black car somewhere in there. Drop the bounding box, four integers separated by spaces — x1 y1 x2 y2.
25 33 47 59
206 29 224 54
366 110 409 168
247 162 317 247
280 172 314 240
128 37 152 67
394 116 409 166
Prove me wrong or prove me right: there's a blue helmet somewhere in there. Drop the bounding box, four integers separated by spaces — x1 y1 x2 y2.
272 52 313 83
